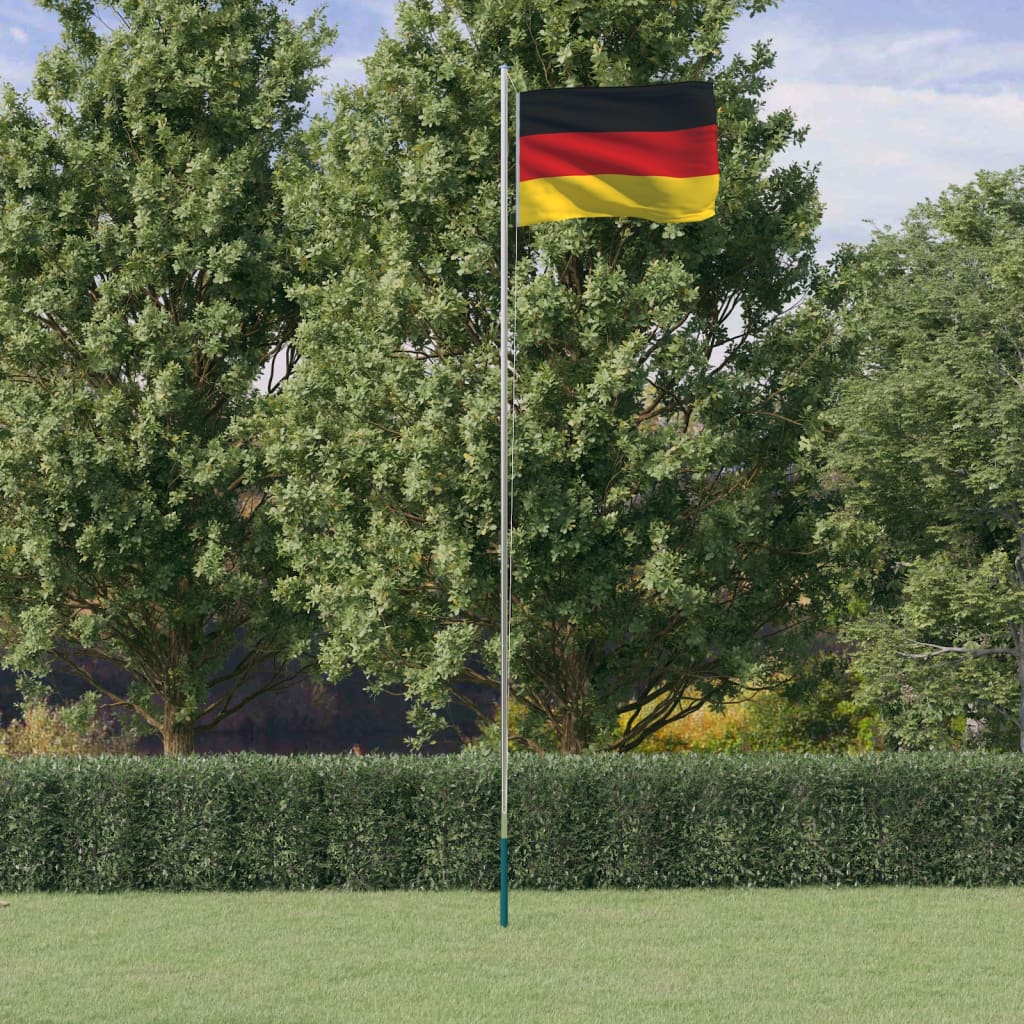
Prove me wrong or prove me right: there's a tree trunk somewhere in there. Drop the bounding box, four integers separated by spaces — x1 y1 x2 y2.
557 710 586 754
549 644 594 754
162 717 195 756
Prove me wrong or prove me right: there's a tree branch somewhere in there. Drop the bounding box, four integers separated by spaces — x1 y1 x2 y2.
899 641 1015 660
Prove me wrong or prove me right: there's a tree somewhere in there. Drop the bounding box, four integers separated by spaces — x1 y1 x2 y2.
269 0 838 752
818 167 1024 751
0 0 332 753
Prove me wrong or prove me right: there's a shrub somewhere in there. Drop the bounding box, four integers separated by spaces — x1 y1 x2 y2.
628 657 884 753
0 697 135 757
2 752 1024 891
627 699 751 752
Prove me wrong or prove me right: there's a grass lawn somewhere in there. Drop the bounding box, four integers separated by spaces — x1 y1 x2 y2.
1 887 1022 1023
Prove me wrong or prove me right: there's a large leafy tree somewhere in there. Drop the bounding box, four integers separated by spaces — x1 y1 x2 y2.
0 0 332 753
818 167 1024 751
270 0 838 752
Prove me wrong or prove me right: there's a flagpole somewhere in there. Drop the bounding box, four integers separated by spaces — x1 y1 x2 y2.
498 62 511 930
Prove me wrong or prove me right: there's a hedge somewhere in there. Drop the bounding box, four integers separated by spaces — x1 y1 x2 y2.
2 751 1024 891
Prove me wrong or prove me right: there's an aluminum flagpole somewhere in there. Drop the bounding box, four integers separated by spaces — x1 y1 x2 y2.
499 62 510 930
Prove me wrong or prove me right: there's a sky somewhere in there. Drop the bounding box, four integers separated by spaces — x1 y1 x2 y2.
1 0 1023 255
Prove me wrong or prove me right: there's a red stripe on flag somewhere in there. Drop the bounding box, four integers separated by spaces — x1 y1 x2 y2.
519 124 718 183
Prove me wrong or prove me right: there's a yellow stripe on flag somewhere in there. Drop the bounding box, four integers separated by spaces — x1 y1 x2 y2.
518 173 719 227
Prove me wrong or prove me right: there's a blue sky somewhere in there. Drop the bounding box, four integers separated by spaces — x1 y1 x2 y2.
2 0 1023 254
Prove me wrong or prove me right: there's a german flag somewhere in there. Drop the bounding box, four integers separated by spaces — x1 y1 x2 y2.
517 82 718 227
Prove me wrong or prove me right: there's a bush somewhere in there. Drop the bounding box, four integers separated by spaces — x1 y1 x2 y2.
0 697 135 757
629 658 884 753
3 751 1024 891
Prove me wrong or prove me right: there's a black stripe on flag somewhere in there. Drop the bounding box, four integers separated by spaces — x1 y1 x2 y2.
518 82 716 138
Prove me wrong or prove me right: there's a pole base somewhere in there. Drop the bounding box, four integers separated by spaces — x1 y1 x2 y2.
500 836 509 927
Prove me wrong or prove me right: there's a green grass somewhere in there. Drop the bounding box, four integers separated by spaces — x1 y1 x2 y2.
2 888 1022 1023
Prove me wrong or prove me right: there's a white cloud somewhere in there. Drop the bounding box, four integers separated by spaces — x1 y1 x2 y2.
758 24 1024 93
726 18 1024 252
774 81 1024 250
323 53 368 88
0 4 61 90
0 53 35 91
879 28 964 58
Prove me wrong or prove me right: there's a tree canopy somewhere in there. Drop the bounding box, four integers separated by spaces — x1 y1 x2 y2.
269 0 842 752
0 0 332 753
818 166 1024 751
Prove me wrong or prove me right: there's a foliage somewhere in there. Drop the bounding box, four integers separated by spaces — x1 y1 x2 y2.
817 167 1024 751
269 0 840 754
625 695 752 751
625 655 882 752
0 0 333 752
472 695 563 752
0 695 134 756
5 751 1024 891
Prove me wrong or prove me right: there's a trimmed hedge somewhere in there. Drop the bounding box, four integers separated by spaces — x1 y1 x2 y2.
2 752 1024 891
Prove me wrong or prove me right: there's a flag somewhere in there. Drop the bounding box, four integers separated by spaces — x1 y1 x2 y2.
516 82 719 227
